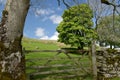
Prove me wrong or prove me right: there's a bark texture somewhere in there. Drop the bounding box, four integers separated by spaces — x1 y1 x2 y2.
0 0 29 80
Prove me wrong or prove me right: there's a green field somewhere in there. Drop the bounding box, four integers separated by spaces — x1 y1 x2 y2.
22 38 119 80
22 38 92 80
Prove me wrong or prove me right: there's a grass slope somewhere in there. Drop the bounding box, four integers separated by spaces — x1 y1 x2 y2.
22 38 119 80
22 38 92 80
22 37 70 58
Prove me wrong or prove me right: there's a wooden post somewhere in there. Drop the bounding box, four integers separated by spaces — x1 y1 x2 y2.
91 40 97 80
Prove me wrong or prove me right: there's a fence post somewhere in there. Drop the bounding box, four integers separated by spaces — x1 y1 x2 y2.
91 40 97 80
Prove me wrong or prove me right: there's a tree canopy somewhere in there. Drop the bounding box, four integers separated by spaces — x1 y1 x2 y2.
57 4 97 49
97 15 120 48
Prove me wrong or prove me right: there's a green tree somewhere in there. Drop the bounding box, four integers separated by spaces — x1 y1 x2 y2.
57 4 96 49
97 15 120 48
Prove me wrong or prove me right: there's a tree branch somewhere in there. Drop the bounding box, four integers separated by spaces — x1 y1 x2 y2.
57 0 60 6
101 0 111 5
62 0 70 8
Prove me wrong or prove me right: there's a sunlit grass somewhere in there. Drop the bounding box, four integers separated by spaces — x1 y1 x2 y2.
22 38 92 80
22 38 120 80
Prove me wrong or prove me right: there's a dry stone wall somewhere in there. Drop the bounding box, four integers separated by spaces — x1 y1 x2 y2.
96 50 120 79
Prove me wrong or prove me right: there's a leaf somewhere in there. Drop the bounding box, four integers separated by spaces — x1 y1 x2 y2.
56 3 96 49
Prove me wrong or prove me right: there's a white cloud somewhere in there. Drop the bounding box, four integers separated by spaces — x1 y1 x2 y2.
49 32 59 40
35 8 54 16
40 32 59 40
35 28 45 37
49 15 63 24
35 27 59 40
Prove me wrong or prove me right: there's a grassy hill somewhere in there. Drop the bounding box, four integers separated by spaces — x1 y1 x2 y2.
22 37 70 58
22 38 92 80
22 37 67 50
22 38 120 80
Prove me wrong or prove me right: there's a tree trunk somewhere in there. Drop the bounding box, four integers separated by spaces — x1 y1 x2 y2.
110 44 112 49
0 0 30 80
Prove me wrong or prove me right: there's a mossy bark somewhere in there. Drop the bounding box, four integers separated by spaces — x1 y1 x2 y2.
0 0 30 80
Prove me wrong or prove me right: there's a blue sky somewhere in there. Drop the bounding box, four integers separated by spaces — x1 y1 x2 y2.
24 0 65 40
0 0 120 41
24 0 87 40
0 0 66 40
0 0 89 40
0 0 88 40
